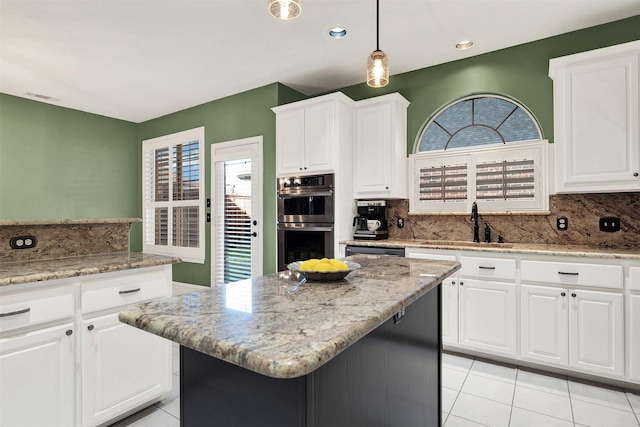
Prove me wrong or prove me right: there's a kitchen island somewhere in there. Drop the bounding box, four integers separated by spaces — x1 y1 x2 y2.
118 255 460 427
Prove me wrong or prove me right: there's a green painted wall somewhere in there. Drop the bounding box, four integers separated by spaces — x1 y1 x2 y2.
0 94 141 248
338 15 640 153
1 17 638 285
137 83 289 285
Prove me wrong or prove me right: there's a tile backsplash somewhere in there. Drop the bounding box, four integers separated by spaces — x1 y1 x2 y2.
387 193 640 249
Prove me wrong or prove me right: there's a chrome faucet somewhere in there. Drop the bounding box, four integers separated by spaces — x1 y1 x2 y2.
471 201 480 243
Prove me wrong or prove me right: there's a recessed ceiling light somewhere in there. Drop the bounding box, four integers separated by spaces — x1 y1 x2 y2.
456 40 474 50
328 27 347 39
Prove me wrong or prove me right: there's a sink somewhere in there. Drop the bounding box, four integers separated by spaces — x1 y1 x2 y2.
418 240 514 249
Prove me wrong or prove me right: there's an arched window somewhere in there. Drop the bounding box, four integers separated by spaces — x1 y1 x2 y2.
409 95 550 214
416 95 542 153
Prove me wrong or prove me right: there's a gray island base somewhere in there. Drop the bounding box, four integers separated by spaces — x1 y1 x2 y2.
118 255 461 427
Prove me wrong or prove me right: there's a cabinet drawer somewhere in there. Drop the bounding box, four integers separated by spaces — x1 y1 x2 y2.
459 256 516 280
521 261 622 289
0 284 74 333
631 267 640 292
405 248 456 261
81 267 171 314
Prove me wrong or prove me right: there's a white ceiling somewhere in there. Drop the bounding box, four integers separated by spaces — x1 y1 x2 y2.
1 1 639 123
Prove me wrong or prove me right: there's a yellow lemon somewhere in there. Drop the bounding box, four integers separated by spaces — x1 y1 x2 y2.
329 259 349 271
299 259 319 271
314 262 334 272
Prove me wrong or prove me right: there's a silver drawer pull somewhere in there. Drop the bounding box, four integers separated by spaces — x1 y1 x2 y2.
0 307 31 318
558 271 579 276
119 288 141 295
478 266 496 270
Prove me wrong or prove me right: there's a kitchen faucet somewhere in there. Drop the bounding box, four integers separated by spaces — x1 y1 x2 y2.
471 201 480 243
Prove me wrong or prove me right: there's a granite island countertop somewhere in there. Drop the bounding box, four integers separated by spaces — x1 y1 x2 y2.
0 252 181 287
341 239 640 260
118 255 460 379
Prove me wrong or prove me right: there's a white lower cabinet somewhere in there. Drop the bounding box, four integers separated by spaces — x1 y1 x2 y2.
521 285 624 377
404 249 459 344
570 289 624 377
405 246 637 385
0 323 75 427
630 294 640 382
0 265 173 427
442 277 459 345
521 285 569 366
82 313 171 427
458 279 517 356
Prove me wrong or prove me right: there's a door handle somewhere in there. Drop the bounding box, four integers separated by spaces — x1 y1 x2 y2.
251 232 257 237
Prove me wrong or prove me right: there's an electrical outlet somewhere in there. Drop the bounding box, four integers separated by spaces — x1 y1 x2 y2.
557 216 568 231
599 216 620 232
397 218 404 229
10 236 38 249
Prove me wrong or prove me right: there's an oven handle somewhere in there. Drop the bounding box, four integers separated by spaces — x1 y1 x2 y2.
277 224 334 232
277 190 334 198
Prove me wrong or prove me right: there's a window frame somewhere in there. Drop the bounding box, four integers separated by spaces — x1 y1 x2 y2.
142 127 205 263
409 140 552 214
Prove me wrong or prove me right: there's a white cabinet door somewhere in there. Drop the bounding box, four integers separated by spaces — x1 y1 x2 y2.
550 41 640 193
81 313 171 427
520 285 569 366
355 102 393 195
458 279 517 356
276 109 306 175
304 102 334 173
0 323 74 427
442 277 459 345
569 289 624 377
354 93 409 199
630 294 640 383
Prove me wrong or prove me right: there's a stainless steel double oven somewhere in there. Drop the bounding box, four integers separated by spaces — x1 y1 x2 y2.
277 173 335 271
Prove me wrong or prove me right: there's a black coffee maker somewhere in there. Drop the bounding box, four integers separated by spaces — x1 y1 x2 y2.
353 200 388 240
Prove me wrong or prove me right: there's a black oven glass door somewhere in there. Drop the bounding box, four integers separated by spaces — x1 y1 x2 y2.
277 224 334 271
277 191 334 223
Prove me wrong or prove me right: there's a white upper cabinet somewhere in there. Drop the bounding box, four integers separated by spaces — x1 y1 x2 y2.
273 92 355 176
549 40 640 193
354 93 410 199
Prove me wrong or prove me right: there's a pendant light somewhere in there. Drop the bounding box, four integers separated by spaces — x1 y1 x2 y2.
268 0 301 20
367 0 389 88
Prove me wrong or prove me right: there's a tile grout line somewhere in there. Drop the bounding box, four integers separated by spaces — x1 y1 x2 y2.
506 368 518 426
629 392 640 426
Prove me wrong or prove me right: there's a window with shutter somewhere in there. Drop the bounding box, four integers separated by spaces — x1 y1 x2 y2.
410 95 551 214
409 141 550 213
142 127 205 263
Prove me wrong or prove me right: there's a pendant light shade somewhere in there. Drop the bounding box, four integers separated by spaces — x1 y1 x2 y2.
367 0 389 88
367 50 389 88
268 0 301 20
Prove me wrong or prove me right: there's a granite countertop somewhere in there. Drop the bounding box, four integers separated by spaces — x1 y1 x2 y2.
118 255 460 379
0 252 181 287
341 239 640 260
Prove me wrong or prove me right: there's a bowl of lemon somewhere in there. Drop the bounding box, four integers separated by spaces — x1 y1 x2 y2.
287 258 361 282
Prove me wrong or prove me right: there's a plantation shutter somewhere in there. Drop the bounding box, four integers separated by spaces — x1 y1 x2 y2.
214 159 253 285
419 164 468 202
476 159 535 201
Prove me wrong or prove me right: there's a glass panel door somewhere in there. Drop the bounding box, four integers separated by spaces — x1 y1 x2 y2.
212 138 263 285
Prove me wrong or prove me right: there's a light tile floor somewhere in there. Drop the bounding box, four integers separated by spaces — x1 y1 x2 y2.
442 352 640 427
110 284 640 427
